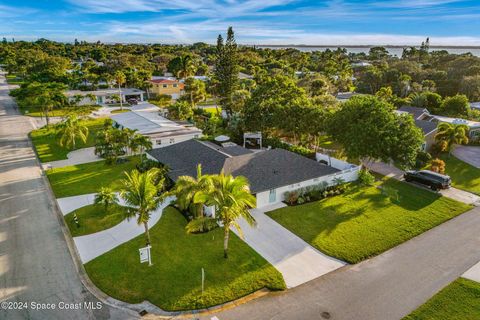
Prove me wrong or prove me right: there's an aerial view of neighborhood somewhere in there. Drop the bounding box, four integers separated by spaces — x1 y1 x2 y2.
2 1 480 319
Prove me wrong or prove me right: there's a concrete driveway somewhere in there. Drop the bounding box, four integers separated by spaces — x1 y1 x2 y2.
233 203 345 288
43 147 101 169
453 145 480 168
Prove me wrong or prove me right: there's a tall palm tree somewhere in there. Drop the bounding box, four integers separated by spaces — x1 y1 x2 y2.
56 115 89 150
170 164 211 218
195 173 256 258
114 71 126 110
94 187 118 213
120 168 164 245
177 55 196 79
435 122 469 155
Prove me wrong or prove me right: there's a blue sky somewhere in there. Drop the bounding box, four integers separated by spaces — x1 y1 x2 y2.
2 0 480 45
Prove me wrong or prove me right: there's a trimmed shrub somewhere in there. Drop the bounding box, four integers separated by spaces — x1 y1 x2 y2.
359 169 375 186
185 217 218 234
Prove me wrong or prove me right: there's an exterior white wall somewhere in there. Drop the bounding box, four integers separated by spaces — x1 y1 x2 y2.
315 153 357 171
255 163 360 208
150 133 201 148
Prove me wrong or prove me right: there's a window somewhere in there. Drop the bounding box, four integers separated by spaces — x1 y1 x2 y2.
162 84 168 88
155 140 162 145
173 84 178 88
169 138 175 144
194 134 199 138
269 189 277 203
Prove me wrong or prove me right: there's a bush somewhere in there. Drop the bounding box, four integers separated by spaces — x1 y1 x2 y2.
415 150 432 169
264 137 316 159
284 191 299 205
185 217 218 234
429 158 446 174
359 169 375 186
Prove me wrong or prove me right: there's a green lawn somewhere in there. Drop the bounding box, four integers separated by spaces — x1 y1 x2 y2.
441 154 480 195
85 207 285 311
46 156 140 198
6 74 24 85
267 179 472 263
22 105 100 117
30 117 106 162
317 135 342 150
404 278 480 320
110 109 130 114
65 203 127 237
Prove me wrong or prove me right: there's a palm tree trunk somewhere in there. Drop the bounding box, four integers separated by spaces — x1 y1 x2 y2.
223 225 230 259
144 221 151 245
119 84 123 110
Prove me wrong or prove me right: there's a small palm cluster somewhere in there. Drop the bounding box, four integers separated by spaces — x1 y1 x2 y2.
170 164 256 258
435 122 469 155
56 115 88 150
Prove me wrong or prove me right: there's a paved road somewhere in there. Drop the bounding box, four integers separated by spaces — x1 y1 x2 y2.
0 72 136 319
203 207 480 320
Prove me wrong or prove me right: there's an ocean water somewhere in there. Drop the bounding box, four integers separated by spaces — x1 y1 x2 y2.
256 46 480 57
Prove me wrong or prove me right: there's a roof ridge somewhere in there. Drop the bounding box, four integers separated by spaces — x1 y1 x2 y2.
197 140 233 158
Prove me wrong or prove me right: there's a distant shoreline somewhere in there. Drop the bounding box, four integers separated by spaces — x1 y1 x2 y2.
252 44 480 49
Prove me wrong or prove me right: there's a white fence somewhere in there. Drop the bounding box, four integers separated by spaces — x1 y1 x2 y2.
316 153 358 171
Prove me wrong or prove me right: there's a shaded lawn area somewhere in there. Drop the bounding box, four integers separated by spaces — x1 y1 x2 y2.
267 179 472 263
85 207 285 311
440 154 480 195
404 278 480 320
22 105 100 117
30 117 106 162
317 135 342 150
46 156 140 198
65 203 127 237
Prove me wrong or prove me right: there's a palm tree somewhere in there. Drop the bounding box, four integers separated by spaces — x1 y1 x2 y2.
435 122 469 155
114 71 126 110
94 187 118 213
170 164 211 218
56 115 89 150
195 173 256 258
177 55 196 79
131 134 152 160
120 168 165 245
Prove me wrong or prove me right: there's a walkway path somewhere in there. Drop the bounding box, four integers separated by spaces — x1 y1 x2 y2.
0 71 136 319
43 147 101 169
367 161 480 205
233 203 345 288
57 194 174 263
204 206 480 320
453 145 480 168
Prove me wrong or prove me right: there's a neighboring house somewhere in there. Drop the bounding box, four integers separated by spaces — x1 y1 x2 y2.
146 139 359 208
111 104 202 148
398 106 480 141
65 88 145 105
149 79 184 99
336 92 359 102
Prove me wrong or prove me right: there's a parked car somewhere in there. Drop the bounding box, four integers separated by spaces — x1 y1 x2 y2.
127 98 138 105
403 170 451 191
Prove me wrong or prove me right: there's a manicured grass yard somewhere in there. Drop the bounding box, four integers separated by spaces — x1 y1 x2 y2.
30 117 106 162
85 207 285 311
267 179 472 263
46 156 140 198
441 154 480 195
22 105 99 117
404 278 480 320
65 203 127 237
110 109 130 114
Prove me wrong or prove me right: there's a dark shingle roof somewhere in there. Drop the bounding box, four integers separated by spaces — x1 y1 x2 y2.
415 120 438 136
147 140 340 193
398 106 430 120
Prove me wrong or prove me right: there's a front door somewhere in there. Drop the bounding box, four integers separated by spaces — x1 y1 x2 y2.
269 189 276 203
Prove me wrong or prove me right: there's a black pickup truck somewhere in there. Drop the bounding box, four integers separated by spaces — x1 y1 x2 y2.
404 170 451 191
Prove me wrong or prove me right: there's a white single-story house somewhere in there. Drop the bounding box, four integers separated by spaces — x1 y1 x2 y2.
65 88 146 105
110 104 202 148
398 106 480 144
146 139 359 209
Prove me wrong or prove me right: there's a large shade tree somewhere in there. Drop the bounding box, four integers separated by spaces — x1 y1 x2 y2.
327 95 424 169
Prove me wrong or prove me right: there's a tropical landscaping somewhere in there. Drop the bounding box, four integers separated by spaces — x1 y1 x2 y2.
267 178 472 263
85 206 285 311
30 117 105 162
404 278 480 320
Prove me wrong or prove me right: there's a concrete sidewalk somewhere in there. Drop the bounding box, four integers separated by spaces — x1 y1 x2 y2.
43 147 101 169
233 203 346 288
57 193 174 263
